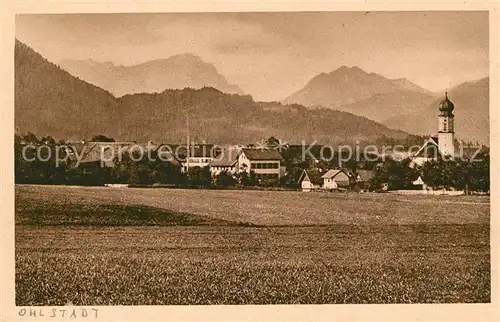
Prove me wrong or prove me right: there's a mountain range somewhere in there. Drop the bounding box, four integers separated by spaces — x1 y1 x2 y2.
15 41 119 139
15 40 411 145
282 66 435 109
382 77 489 144
283 66 489 144
59 54 244 97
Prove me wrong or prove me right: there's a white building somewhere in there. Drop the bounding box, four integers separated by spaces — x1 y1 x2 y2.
238 148 283 182
321 169 351 190
410 93 456 167
298 169 324 192
178 144 220 172
209 148 240 175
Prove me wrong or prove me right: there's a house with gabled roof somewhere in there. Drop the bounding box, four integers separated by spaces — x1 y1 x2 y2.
67 141 136 167
164 144 221 172
66 141 180 168
238 148 284 182
298 169 324 192
209 148 240 175
321 169 351 190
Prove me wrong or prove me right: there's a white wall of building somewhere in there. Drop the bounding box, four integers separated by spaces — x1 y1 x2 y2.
323 178 339 190
438 132 455 157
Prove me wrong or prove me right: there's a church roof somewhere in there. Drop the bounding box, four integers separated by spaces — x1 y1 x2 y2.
412 136 442 159
439 92 455 115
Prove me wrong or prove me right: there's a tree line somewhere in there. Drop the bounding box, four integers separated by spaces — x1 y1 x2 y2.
14 133 268 188
14 133 490 193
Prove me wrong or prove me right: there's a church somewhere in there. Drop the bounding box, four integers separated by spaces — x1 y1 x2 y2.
410 93 457 168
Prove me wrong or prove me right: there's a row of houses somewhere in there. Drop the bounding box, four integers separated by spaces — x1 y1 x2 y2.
298 168 375 192
66 141 374 190
67 142 286 182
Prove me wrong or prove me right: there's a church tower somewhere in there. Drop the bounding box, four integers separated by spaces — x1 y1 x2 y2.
437 92 455 157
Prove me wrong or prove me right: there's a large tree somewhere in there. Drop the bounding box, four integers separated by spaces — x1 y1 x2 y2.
113 150 183 185
370 158 420 191
15 133 69 185
214 170 238 188
186 166 212 187
422 155 489 192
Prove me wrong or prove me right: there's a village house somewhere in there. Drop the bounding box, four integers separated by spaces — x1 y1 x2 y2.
209 148 240 176
165 144 220 172
321 169 351 190
298 168 353 192
67 141 137 168
66 141 180 170
238 148 284 182
298 169 324 192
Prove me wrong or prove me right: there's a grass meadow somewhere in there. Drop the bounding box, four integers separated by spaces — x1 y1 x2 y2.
15 185 490 305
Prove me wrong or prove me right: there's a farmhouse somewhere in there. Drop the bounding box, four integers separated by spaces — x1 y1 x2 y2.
298 169 324 192
68 141 136 167
209 148 239 175
321 169 351 190
168 144 221 172
67 141 180 168
238 148 284 182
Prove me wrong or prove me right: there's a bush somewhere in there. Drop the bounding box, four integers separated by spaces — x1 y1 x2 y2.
214 170 238 188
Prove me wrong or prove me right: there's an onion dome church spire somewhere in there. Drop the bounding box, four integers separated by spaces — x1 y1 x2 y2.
438 91 455 116
437 92 455 157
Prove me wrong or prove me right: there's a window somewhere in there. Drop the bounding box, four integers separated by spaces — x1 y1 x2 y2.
250 162 279 170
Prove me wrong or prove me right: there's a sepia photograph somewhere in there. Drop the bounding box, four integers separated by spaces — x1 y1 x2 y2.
9 8 493 312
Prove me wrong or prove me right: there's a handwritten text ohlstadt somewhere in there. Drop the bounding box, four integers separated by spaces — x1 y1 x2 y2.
18 307 99 319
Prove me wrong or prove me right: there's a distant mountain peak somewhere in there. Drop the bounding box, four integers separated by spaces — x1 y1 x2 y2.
330 65 366 75
169 53 202 60
59 53 244 97
382 77 489 145
392 77 415 85
144 53 204 65
283 66 434 109
16 40 410 145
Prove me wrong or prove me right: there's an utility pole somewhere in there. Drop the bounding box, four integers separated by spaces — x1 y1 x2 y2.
186 110 190 173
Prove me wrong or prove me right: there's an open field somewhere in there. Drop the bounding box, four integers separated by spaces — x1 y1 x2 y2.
15 185 490 305
16 185 490 226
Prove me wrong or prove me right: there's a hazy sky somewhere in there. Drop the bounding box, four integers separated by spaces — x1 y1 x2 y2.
16 12 488 101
